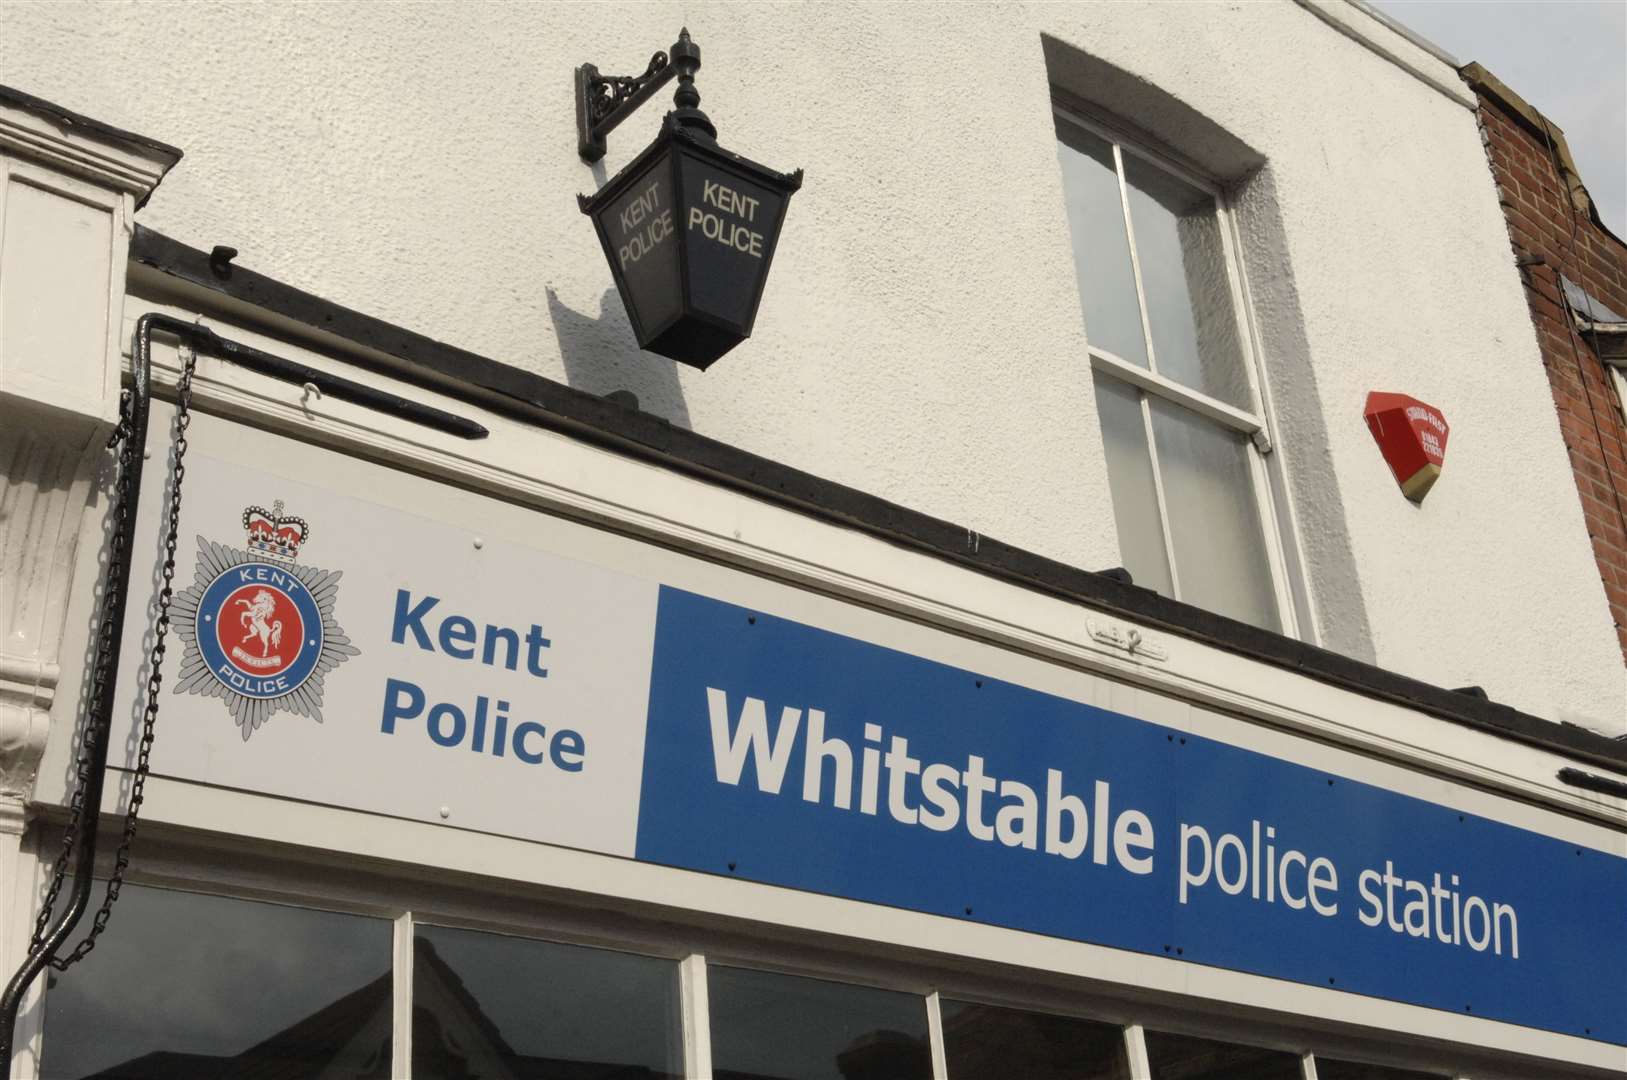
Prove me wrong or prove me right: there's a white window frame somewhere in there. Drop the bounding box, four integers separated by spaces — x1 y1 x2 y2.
1055 105 1305 639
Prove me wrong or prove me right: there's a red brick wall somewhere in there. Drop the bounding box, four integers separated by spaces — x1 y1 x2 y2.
1474 87 1627 664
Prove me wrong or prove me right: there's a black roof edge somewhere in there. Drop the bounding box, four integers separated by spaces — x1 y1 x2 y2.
0 85 182 208
128 225 1627 776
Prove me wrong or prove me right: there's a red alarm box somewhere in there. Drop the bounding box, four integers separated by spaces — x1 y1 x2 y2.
1364 392 1448 503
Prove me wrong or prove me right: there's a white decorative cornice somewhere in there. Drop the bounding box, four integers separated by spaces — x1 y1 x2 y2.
0 420 103 802
0 87 180 205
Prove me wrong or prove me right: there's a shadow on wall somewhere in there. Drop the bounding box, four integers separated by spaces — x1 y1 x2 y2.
1043 33 1376 663
545 286 693 430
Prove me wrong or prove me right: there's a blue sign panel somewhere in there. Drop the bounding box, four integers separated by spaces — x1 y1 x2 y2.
636 587 1627 1044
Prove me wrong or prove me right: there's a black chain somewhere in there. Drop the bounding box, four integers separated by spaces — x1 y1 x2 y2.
29 345 197 971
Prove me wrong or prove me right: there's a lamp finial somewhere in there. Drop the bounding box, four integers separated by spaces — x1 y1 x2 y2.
670 27 716 138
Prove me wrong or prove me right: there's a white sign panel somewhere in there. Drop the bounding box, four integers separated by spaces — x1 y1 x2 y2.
116 431 658 858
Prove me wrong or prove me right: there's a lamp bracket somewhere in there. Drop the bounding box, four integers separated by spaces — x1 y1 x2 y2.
576 48 676 162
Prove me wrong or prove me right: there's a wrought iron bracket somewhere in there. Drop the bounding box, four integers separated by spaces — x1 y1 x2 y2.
576 37 684 162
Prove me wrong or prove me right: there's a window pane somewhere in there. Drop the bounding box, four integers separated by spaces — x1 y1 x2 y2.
1056 121 1149 367
708 966 932 1080
1092 370 1174 597
1315 1059 1448 1080
1122 154 1250 408
941 999 1129 1080
1145 1030 1301 1080
413 924 681 1080
1148 397 1279 630
41 883 392 1080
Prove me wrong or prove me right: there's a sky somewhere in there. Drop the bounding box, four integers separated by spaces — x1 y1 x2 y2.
1368 0 1627 237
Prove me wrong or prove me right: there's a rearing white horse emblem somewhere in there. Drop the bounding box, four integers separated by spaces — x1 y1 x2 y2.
174 502 359 740
236 589 284 657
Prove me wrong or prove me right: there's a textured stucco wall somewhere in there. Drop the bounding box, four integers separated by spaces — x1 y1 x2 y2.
3 0 1620 728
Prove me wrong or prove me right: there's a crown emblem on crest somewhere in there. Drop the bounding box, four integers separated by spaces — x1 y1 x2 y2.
176 499 358 740
241 500 309 560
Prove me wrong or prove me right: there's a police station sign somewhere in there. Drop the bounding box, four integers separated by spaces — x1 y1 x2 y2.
114 412 1627 1049
580 113 802 369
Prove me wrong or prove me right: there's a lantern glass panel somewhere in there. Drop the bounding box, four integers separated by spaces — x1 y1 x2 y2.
678 151 785 332
597 151 682 340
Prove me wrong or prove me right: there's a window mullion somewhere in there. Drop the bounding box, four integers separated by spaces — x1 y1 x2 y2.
1090 350 1263 436
1123 1023 1153 1080
1113 142 1161 377
1137 390 1183 601
925 991 950 1080
1301 1052 1320 1080
1247 443 1301 638
680 953 713 1080
392 910 414 1079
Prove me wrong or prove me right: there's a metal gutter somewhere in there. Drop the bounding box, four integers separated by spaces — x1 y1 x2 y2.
127 226 1627 774
1292 0 1477 110
1345 0 1460 69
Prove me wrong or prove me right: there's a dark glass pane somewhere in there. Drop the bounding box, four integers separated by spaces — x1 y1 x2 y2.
1315 1059 1447 1080
1145 1029 1301 1080
41 882 392 1080
708 966 932 1080
941 999 1129 1080
413 924 681 1080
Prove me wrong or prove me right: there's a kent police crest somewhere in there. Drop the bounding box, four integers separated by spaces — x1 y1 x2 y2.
173 501 359 740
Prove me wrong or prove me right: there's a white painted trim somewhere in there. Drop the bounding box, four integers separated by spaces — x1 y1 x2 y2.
2 157 132 426
1111 139 1163 382
1291 0 1476 111
1302 1051 1320 1080
392 910 414 1076
925 990 949 1080
1139 384 1185 601
680 954 712 1080
1 810 42 1080
1247 428 1302 638
0 100 175 202
1090 350 1263 436
1124 1023 1153 1080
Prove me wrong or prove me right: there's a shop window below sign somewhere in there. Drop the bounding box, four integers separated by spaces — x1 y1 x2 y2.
706 965 932 1080
940 999 1130 1080
411 924 682 1080
39 882 392 1080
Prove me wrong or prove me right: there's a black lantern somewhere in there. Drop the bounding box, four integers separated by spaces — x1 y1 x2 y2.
577 30 803 370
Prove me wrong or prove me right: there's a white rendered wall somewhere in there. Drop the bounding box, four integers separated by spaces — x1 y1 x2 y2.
2 0 1620 729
